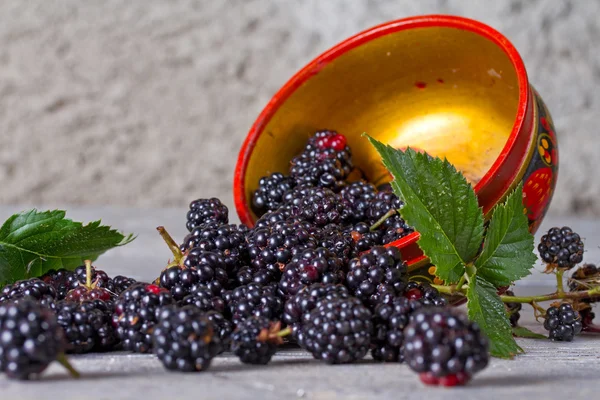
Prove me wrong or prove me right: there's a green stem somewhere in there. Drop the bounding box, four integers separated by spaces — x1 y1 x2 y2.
157 226 183 264
275 326 292 338
56 353 80 378
369 209 397 231
500 287 600 304
432 284 468 295
84 259 92 289
556 269 565 296
454 273 467 292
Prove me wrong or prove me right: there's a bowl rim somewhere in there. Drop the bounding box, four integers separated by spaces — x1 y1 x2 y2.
234 14 530 227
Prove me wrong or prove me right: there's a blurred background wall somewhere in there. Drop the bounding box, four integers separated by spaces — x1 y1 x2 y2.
0 0 598 215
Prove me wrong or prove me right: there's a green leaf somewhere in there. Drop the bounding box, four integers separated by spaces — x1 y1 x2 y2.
474 184 536 286
467 276 522 358
367 136 484 283
0 209 135 285
512 326 547 339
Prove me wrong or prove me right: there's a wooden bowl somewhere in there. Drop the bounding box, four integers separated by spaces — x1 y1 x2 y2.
234 15 558 271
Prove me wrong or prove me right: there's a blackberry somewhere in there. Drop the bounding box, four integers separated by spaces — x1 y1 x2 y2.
71 263 114 291
294 187 351 227
180 222 249 279
231 316 281 365
344 222 384 256
543 303 583 341
153 305 222 372
180 284 226 314
367 191 405 227
205 310 234 350
112 283 175 353
0 278 57 310
317 223 353 264
346 246 408 308
289 153 348 192
0 299 77 380
538 226 584 269
112 275 137 295
64 260 114 302
279 247 345 298
186 198 228 232
403 307 489 386
372 295 421 362
56 299 118 353
252 172 295 216
299 297 372 364
223 282 283 324
403 281 448 307
41 268 75 300
283 283 350 332
504 290 522 327
381 218 414 245
303 130 354 174
340 180 377 222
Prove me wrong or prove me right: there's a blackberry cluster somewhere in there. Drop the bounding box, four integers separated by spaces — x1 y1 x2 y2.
153 305 222 372
371 295 420 362
231 316 280 365
112 283 175 353
299 297 372 364
0 278 58 310
403 307 489 386
186 198 229 232
346 246 408 308
504 290 522 327
543 303 583 341
279 247 345 298
223 282 283 324
0 299 67 380
538 226 584 269
252 172 295 216
56 299 117 353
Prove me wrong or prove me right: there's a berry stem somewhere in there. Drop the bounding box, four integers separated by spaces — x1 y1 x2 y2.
369 209 396 231
84 259 92 289
56 353 80 378
556 269 565 296
273 326 292 338
157 226 184 264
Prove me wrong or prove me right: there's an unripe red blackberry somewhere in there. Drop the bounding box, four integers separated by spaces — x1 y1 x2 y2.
538 226 584 269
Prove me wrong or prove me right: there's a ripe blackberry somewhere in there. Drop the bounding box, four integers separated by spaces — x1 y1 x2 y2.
64 260 114 302
504 290 522 327
317 223 352 264
112 283 175 353
41 268 75 300
303 130 354 174
180 222 249 279
346 246 408 308
205 310 234 350
180 284 226 313
112 275 137 295
344 222 384 256
186 198 229 232
294 187 351 227
252 172 296 216
299 297 372 364
56 299 118 353
0 278 57 310
230 316 281 365
71 263 114 291
371 295 421 362
538 226 584 269
153 305 222 372
279 247 345 298
289 153 348 192
403 307 489 386
223 282 283 324
403 281 448 307
543 303 583 341
367 191 405 226
381 218 414 244
0 299 77 380
340 180 377 222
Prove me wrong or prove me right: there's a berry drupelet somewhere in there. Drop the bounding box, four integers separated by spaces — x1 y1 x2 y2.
112 283 175 353
299 296 373 364
538 226 584 269
186 198 229 232
543 303 583 341
223 282 283 324
403 307 489 387
153 305 222 372
504 290 522 327
231 316 282 365
0 278 58 310
346 246 408 308
252 172 295 217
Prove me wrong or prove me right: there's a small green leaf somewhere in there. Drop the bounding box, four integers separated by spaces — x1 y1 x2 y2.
474 184 536 286
467 276 523 358
367 136 484 283
512 326 547 339
0 209 135 285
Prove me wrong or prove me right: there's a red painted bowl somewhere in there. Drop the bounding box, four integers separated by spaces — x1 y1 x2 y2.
234 15 558 272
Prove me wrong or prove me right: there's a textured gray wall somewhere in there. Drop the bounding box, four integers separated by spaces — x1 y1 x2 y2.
0 0 598 215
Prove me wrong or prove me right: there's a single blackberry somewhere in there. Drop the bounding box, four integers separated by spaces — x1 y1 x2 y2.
56 299 118 353
299 297 372 364
41 268 75 300
65 285 113 302
71 263 115 291
153 305 222 372
543 303 583 341
403 281 448 307
381 218 414 245
538 226 584 269
302 130 354 174
180 222 249 279
252 172 296 216
230 316 281 365
180 284 226 313
344 222 384 256
64 260 114 302
289 152 348 192
223 282 283 324
0 278 57 310
340 180 377 222
367 191 405 227
371 295 422 362
205 310 234 350
112 275 138 295
504 290 522 327
346 246 408 308
293 187 351 227
0 299 77 380
253 208 290 230
112 283 175 353
403 307 489 386
186 198 229 232
279 247 345 298
317 223 353 264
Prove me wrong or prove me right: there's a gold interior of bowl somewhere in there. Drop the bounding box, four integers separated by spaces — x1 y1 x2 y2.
244 26 520 220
